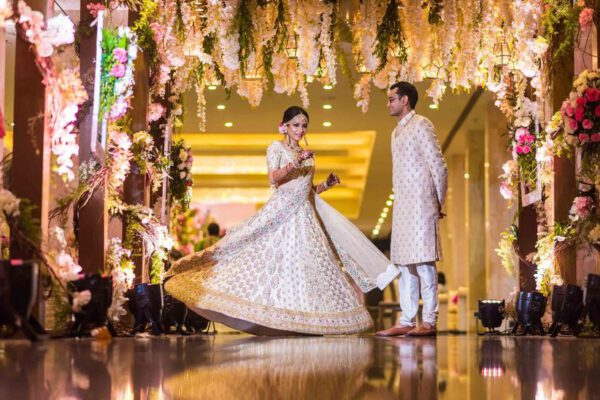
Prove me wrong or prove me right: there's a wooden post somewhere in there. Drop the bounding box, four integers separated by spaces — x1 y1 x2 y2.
77 0 109 274
10 0 53 323
123 11 150 282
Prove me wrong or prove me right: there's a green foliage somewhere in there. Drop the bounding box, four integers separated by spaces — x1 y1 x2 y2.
542 0 581 61
235 0 256 78
375 0 408 71
99 28 129 121
423 0 444 25
132 0 159 76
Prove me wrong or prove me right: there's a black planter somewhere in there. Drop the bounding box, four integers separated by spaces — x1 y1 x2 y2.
549 284 583 337
585 273 600 331
0 260 43 341
512 291 547 336
68 274 115 337
161 294 188 334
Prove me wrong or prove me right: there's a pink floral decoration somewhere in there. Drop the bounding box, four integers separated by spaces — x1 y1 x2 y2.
147 103 166 123
113 47 128 63
110 63 126 78
109 99 128 121
571 195 594 219
86 2 105 18
579 8 595 31
579 133 590 143
591 133 600 142
582 119 594 129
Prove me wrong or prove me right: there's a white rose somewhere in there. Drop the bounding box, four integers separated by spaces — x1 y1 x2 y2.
45 14 75 47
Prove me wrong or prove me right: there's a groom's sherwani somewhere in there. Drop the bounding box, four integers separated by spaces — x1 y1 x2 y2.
391 110 447 265
391 110 447 327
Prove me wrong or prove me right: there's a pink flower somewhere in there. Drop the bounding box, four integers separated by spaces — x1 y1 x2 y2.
147 103 165 123
564 104 575 117
110 63 125 78
278 123 286 134
579 133 590 143
569 118 579 131
113 48 128 63
0 110 5 139
86 2 106 18
576 96 587 107
585 87 600 102
515 127 529 142
582 119 594 130
595 104 600 117
109 99 128 120
579 7 594 31
572 195 594 219
591 133 600 142
521 145 531 154
500 182 513 200
575 106 585 121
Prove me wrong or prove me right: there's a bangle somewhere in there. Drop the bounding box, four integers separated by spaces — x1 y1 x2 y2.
321 182 329 191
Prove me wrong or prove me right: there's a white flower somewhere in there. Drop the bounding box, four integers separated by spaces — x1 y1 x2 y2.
45 14 74 47
0 189 21 217
72 290 92 313
179 149 188 162
179 171 187 179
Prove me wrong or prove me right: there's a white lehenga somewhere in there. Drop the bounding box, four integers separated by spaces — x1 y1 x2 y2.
165 141 399 335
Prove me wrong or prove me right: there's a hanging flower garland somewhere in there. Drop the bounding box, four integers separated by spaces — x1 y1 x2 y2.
169 139 193 210
11 1 88 182
105 238 135 322
99 26 138 122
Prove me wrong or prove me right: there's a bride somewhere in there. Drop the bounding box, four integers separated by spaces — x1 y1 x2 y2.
165 106 399 335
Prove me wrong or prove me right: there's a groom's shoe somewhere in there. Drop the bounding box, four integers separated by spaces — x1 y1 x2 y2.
375 325 415 337
406 323 436 337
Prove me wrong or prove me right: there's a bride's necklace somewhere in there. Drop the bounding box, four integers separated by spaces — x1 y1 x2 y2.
287 142 303 153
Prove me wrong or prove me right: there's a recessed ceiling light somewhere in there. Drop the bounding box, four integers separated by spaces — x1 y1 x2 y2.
388 194 394 200
323 104 332 110
322 121 332 127
217 104 226 110
429 103 439 109
323 84 333 90
224 122 233 127
208 85 217 91
386 200 393 206
378 218 384 224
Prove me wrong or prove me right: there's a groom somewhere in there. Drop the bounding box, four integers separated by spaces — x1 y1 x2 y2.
377 82 448 337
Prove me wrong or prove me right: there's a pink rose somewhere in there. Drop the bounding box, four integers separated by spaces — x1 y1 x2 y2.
112 48 128 63
86 3 106 18
569 118 579 131
583 119 594 130
575 106 585 122
579 133 590 143
576 96 587 107
109 99 128 120
521 145 531 154
573 195 594 219
579 8 594 31
110 63 126 78
515 127 529 142
591 133 600 143
595 104 600 117
565 104 575 117
585 87 600 102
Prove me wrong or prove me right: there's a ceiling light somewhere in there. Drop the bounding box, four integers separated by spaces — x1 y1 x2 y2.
323 84 333 90
217 104 226 110
381 212 388 218
323 104 332 110
322 121 332 127
224 122 233 127
378 218 384 224
385 200 393 206
429 103 439 110
208 85 217 90
383 207 389 212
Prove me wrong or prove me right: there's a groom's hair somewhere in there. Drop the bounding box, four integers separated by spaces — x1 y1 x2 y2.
390 82 418 109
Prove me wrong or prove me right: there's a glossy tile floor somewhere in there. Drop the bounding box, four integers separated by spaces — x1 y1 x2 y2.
1 334 599 400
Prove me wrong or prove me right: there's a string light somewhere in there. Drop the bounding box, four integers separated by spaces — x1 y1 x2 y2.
372 190 394 238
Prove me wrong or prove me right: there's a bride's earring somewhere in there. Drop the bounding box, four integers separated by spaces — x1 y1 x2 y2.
304 135 309 146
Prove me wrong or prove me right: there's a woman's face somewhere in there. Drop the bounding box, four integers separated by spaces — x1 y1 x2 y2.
285 114 308 142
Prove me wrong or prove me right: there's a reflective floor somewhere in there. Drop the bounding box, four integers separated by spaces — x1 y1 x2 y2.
1 334 599 400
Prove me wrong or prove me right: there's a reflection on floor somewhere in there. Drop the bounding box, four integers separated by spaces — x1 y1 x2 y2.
1 334 599 399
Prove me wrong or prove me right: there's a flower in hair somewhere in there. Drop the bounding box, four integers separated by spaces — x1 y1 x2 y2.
278 123 286 134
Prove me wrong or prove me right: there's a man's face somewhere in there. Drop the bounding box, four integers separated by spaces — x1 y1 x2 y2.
387 88 405 117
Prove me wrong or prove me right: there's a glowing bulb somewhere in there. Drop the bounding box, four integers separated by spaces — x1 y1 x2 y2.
429 103 439 110
323 84 333 90
323 104 332 110
322 121 332 127
386 200 393 206
224 122 233 127
208 85 217 91
217 104 226 110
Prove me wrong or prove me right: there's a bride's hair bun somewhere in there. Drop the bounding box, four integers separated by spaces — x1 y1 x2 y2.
282 106 309 124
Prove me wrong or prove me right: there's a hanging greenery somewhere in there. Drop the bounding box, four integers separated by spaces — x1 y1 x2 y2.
374 0 408 71
235 0 256 77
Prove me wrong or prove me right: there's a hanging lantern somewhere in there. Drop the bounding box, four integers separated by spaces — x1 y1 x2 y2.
493 34 513 68
285 34 298 59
